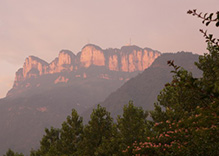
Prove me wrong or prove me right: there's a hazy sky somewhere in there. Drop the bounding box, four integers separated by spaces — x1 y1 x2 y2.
0 0 218 98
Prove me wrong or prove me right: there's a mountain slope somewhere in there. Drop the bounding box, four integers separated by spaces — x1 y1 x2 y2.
94 52 202 119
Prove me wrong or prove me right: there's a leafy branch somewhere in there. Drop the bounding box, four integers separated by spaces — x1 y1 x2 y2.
187 9 219 27
167 60 180 72
187 9 219 46
199 29 219 46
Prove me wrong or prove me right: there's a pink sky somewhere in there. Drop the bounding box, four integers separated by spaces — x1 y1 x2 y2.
0 0 218 98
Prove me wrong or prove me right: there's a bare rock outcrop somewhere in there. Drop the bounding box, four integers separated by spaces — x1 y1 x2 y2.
11 44 160 97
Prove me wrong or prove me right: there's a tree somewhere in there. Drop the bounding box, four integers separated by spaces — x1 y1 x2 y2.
124 10 219 156
59 109 83 156
131 43 219 156
79 104 114 156
37 127 61 156
3 149 24 156
117 101 149 155
30 149 40 156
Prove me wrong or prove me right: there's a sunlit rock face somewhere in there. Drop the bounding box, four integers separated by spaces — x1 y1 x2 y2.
48 50 76 73
48 58 59 74
142 50 160 70
58 50 73 65
22 56 48 78
13 56 48 89
13 44 160 82
80 44 105 68
108 55 119 71
54 76 69 84
10 44 160 97
13 68 24 87
119 46 160 72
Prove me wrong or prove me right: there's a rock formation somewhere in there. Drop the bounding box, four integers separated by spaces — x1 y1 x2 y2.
9 44 160 97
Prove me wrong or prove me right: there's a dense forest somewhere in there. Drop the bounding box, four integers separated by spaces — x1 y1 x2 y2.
3 10 219 156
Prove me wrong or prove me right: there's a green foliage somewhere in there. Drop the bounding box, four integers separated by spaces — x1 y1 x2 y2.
29 149 40 156
60 109 83 156
124 43 219 156
35 109 83 156
79 104 114 156
187 10 219 45
187 9 219 27
3 149 24 156
196 44 219 96
117 101 149 155
124 10 219 156
37 127 61 156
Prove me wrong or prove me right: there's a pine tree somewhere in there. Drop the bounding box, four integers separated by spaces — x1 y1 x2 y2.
79 104 114 156
60 109 83 156
3 149 24 156
37 127 61 156
117 101 149 155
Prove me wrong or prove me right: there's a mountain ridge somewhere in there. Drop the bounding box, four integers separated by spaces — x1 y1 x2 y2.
8 44 160 97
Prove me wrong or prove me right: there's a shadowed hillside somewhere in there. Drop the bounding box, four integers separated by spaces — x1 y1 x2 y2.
83 52 202 120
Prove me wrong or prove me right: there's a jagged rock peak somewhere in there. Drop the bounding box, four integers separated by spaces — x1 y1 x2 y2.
25 55 49 65
48 50 76 74
59 49 75 55
58 50 76 65
82 44 103 51
23 56 49 78
80 44 105 67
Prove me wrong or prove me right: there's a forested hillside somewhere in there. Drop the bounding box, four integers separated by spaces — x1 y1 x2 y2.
96 52 202 119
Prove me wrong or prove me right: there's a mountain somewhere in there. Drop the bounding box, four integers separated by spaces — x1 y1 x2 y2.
7 44 160 97
0 44 160 155
85 52 202 119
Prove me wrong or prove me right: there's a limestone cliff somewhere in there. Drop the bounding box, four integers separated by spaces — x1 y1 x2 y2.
80 44 105 67
13 56 48 87
22 56 48 78
48 50 76 73
12 44 160 93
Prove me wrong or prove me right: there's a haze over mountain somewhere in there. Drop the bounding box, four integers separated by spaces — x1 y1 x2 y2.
83 52 202 120
8 44 160 98
0 44 160 155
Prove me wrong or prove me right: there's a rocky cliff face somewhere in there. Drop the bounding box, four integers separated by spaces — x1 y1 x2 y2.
10 44 160 97
80 45 105 67
23 56 48 78
48 50 76 73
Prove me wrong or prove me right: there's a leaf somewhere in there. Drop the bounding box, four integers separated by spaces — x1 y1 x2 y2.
206 21 211 26
209 13 213 20
187 10 193 14
216 21 219 27
199 29 204 33
209 34 213 40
